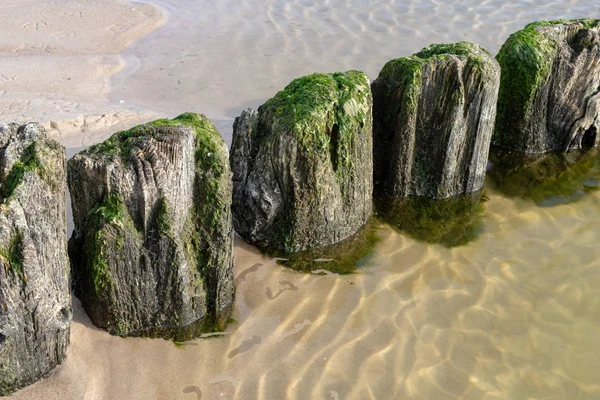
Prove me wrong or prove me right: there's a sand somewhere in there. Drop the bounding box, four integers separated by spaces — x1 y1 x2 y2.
8 192 600 400
3 0 600 399
0 0 166 147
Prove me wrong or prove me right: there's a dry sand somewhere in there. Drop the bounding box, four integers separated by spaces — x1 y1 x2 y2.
3 0 600 399
0 0 166 147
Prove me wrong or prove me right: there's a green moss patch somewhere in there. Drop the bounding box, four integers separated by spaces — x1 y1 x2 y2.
375 192 486 247
257 70 371 188
83 113 225 170
259 71 370 143
377 56 425 120
488 147 600 206
376 41 494 125
495 22 558 134
0 231 24 279
154 198 173 236
182 114 230 299
83 193 125 297
0 143 45 201
416 41 495 76
264 218 382 275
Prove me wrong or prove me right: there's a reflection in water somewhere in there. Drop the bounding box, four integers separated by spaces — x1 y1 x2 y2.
488 147 600 206
375 192 486 247
265 219 382 274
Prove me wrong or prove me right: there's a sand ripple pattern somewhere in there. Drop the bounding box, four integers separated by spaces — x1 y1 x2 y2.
6 0 600 399
11 187 600 399
113 0 600 143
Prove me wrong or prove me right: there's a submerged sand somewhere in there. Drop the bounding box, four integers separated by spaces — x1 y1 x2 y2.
3 0 600 399
9 191 600 400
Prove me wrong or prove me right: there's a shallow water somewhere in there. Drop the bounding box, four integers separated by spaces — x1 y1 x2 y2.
15 185 600 399
10 0 600 399
114 0 600 141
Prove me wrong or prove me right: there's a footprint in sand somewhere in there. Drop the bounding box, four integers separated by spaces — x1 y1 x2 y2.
234 263 262 285
227 335 262 359
182 386 202 399
275 319 312 343
266 280 299 300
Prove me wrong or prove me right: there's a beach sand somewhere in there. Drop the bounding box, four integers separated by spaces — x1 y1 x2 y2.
3 0 600 399
0 0 166 147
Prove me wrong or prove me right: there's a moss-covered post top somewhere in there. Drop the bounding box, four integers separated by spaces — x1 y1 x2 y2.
81 112 226 163
257 70 371 149
494 19 600 153
496 19 599 116
376 41 498 83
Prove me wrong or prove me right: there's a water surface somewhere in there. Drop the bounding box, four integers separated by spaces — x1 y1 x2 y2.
12 0 600 399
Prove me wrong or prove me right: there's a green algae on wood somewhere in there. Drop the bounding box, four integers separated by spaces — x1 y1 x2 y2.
68 113 234 340
495 22 558 130
0 231 24 278
494 19 600 153
231 71 373 257
372 41 500 200
259 72 370 153
82 193 126 298
255 71 371 193
416 41 498 77
487 147 600 206
0 143 45 201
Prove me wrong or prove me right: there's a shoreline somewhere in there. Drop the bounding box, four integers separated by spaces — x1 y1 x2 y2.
0 0 168 147
3 2 600 399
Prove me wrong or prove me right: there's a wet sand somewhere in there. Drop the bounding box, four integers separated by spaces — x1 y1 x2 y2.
3 0 600 399
0 0 166 146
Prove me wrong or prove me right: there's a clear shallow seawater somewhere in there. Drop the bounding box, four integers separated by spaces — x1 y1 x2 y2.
114 0 600 143
12 1 600 399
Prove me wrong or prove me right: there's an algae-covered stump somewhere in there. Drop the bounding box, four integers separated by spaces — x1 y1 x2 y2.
68 113 234 340
372 41 500 199
371 42 498 246
231 71 373 254
494 19 600 153
0 123 70 396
